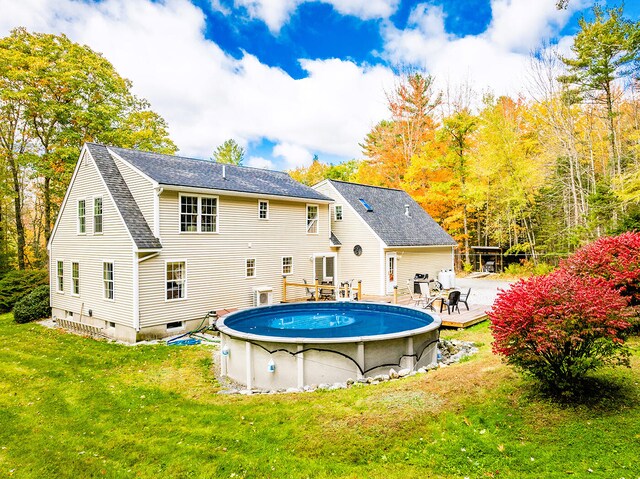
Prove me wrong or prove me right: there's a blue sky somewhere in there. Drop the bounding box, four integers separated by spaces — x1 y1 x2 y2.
1 0 638 170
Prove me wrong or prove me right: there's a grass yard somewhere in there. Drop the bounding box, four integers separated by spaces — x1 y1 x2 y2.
1 313 639 478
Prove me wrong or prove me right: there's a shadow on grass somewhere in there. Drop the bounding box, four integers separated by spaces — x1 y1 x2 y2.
522 373 639 412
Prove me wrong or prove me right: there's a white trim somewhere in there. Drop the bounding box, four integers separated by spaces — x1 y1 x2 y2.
153 187 162 240
311 252 338 285
164 259 188 302
385 252 398 295
107 148 159 187
161 184 332 204
102 260 115 302
92 195 103 235
77 198 87 235
306 204 319 235
48 145 89 250
178 193 219 234
245 258 256 278
258 199 269 220
133 252 140 331
281 256 293 276
55 259 64 294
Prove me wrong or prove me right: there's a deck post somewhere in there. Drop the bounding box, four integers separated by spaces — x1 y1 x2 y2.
282 276 287 303
393 285 398 304
357 280 362 301
314 280 319 301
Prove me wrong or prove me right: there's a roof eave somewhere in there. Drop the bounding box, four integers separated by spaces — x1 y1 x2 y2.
160 183 333 203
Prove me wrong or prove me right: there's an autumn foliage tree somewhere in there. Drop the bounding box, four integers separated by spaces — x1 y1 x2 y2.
490 269 632 390
561 231 640 306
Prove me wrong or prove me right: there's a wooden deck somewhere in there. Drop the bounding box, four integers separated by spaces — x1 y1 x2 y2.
365 294 490 329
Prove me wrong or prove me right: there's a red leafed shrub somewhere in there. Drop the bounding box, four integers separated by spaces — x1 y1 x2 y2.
561 231 640 306
489 269 632 390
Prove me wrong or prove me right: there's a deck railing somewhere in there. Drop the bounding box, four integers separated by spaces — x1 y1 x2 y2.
282 277 362 302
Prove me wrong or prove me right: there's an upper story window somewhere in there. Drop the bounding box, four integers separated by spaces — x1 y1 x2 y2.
93 197 103 234
180 195 218 233
56 260 64 293
77 200 86 234
282 256 293 276
103 262 114 300
246 258 256 278
72 262 80 296
334 205 343 221
166 261 186 301
306 205 318 234
258 200 269 220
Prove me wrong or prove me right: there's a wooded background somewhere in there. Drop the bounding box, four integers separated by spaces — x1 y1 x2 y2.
1 6 640 274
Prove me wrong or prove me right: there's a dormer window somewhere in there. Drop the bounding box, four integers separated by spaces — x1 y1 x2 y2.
359 199 373 212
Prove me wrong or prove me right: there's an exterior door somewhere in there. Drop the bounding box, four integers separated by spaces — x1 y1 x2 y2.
385 252 397 294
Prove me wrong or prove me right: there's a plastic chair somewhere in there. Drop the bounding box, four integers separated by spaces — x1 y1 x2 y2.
459 288 471 311
440 290 461 314
407 280 426 307
303 279 315 301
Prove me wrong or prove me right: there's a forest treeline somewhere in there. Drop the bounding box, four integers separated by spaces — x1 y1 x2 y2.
290 6 640 269
1 6 640 273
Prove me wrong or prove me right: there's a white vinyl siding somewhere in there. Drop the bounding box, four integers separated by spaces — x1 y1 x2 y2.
258 200 269 220
72 262 80 296
56 260 64 293
49 150 136 332
314 182 384 295
306 204 318 234
393 247 454 289
77 200 86 234
137 192 330 329
180 194 218 233
93 197 103 234
166 261 186 301
103 262 114 300
111 153 156 232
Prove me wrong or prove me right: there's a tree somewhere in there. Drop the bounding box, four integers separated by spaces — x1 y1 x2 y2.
560 6 640 177
490 269 632 391
212 139 245 165
0 28 175 268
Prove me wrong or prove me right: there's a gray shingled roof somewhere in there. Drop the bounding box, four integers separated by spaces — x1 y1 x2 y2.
87 144 162 250
326 180 457 247
107 145 331 202
330 232 342 246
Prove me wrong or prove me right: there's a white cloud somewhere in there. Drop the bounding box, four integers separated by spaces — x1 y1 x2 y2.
246 156 275 169
383 0 586 99
0 0 394 163
234 0 399 33
273 142 313 168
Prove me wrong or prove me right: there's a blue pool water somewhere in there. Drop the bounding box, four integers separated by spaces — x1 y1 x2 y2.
221 302 436 339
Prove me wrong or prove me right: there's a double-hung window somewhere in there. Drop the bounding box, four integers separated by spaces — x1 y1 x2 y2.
56 260 64 293
78 200 86 234
72 262 80 295
246 259 256 278
103 262 114 300
334 205 343 221
166 261 186 300
258 200 269 220
94 197 103 234
306 205 318 234
282 257 293 276
180 195 218 233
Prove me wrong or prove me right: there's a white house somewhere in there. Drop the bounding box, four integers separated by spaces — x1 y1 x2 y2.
48 143 334 342
313 179 457 296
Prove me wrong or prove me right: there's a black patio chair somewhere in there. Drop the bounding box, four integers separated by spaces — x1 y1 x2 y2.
459 288 471 311
440 290 461 314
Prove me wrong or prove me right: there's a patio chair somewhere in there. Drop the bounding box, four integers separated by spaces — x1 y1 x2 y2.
419 282 441 311
440 290 461 314
459 288 471 311
407 280 426 307
303 279 315 301
319 281 335 301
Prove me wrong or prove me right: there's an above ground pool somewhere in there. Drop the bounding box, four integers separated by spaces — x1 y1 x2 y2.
216 301 441 390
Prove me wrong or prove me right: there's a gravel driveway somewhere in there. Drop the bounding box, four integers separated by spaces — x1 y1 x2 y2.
453 276 516 307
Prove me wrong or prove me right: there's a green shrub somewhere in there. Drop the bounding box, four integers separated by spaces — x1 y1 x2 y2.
13 285 51 324
0 269 48 313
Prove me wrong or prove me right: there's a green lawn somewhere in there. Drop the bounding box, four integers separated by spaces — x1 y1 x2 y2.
1 313 639 478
